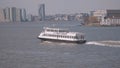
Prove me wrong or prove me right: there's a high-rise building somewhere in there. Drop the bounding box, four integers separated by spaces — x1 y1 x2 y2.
12 7 17 22
20 9 26 22
4 7 17 22
0 8 5 22
4 7 27 22
38 4 45 21
4 7 12 22
16 8 21 22
4 7 11 22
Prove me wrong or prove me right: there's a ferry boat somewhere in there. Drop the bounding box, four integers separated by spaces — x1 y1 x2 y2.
38 27 86 43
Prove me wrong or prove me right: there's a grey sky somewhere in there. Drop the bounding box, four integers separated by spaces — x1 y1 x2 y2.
0 0 120 15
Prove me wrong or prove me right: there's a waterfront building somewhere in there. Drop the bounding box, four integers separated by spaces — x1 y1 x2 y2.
0 8 5 22
4 7 11 22
92 10 107 22
16 8 21 22
92 9 120 25
75 13 89 22
11 7 17 22
100 17 120 26
20 9 27 22
106 10 120 18
4 7 17 22
5 7 13 22
93 9 120 21
26 14 33 22
38 4 45 21
4 7 27 22
90 11 95 16
45 15 55 21
62 15 68 21
32 16 40 22
68 15 75 21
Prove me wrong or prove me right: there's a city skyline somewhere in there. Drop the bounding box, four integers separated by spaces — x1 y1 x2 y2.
0 0 120 15
0 7 27 22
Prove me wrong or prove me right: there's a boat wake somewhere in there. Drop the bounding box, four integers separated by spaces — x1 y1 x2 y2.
40 41 78 46
86 40 120 47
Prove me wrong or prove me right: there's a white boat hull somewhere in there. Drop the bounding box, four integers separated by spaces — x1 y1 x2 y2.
38 37 86 44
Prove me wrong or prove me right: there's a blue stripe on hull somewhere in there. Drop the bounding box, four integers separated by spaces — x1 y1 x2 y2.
38 37 86 44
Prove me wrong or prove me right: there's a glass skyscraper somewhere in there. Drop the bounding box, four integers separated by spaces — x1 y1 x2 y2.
38 4 45 21
4 7 26 22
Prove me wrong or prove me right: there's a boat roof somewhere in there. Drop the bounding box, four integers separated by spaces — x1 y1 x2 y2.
43 27 84 36
68 32 84 36
44 27 68 32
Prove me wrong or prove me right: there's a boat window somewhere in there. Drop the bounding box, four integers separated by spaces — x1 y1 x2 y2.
81 35 84 39
46 30 49 32
76 36 78 38
71 36 74 39
68 36 70 38
43 34 45 36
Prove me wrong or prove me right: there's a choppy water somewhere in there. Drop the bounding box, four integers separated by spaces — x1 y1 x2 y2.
0 21 120 68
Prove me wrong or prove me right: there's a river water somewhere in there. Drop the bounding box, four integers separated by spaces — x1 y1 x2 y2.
0 21 120 68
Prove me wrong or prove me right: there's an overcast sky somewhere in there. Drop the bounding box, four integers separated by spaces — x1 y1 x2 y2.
0 0 120 15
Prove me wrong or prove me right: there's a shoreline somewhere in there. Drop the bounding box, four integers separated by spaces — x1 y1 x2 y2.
84 23 120 27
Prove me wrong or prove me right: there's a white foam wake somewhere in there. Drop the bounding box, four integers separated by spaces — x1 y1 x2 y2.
86 40 120 47
40 41 77 46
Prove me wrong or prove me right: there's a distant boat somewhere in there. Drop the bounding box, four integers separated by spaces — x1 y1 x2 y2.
38 27 86 43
